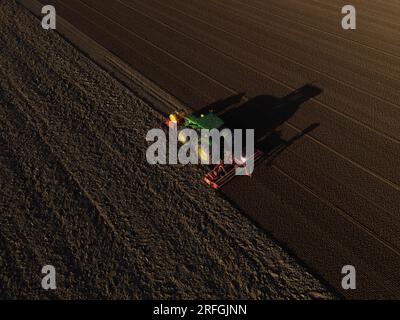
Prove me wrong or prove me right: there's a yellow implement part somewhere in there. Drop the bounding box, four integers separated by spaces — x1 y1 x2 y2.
169 111 186 124
198 147 209 163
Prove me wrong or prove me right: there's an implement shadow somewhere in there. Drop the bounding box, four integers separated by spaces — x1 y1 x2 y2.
219 84 323 155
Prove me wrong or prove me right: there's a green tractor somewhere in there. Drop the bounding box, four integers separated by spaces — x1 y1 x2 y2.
165 110 264 189
166 111 225 162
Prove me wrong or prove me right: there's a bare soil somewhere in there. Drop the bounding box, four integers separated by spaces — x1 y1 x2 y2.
0 1 336 299
33 0 400 299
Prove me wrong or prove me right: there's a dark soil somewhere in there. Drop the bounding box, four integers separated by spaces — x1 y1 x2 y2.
0 0 335 299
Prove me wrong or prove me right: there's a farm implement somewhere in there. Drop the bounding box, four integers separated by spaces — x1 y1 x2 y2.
164 110 265 189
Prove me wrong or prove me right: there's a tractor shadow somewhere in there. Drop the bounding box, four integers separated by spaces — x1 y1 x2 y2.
202 84 323 157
